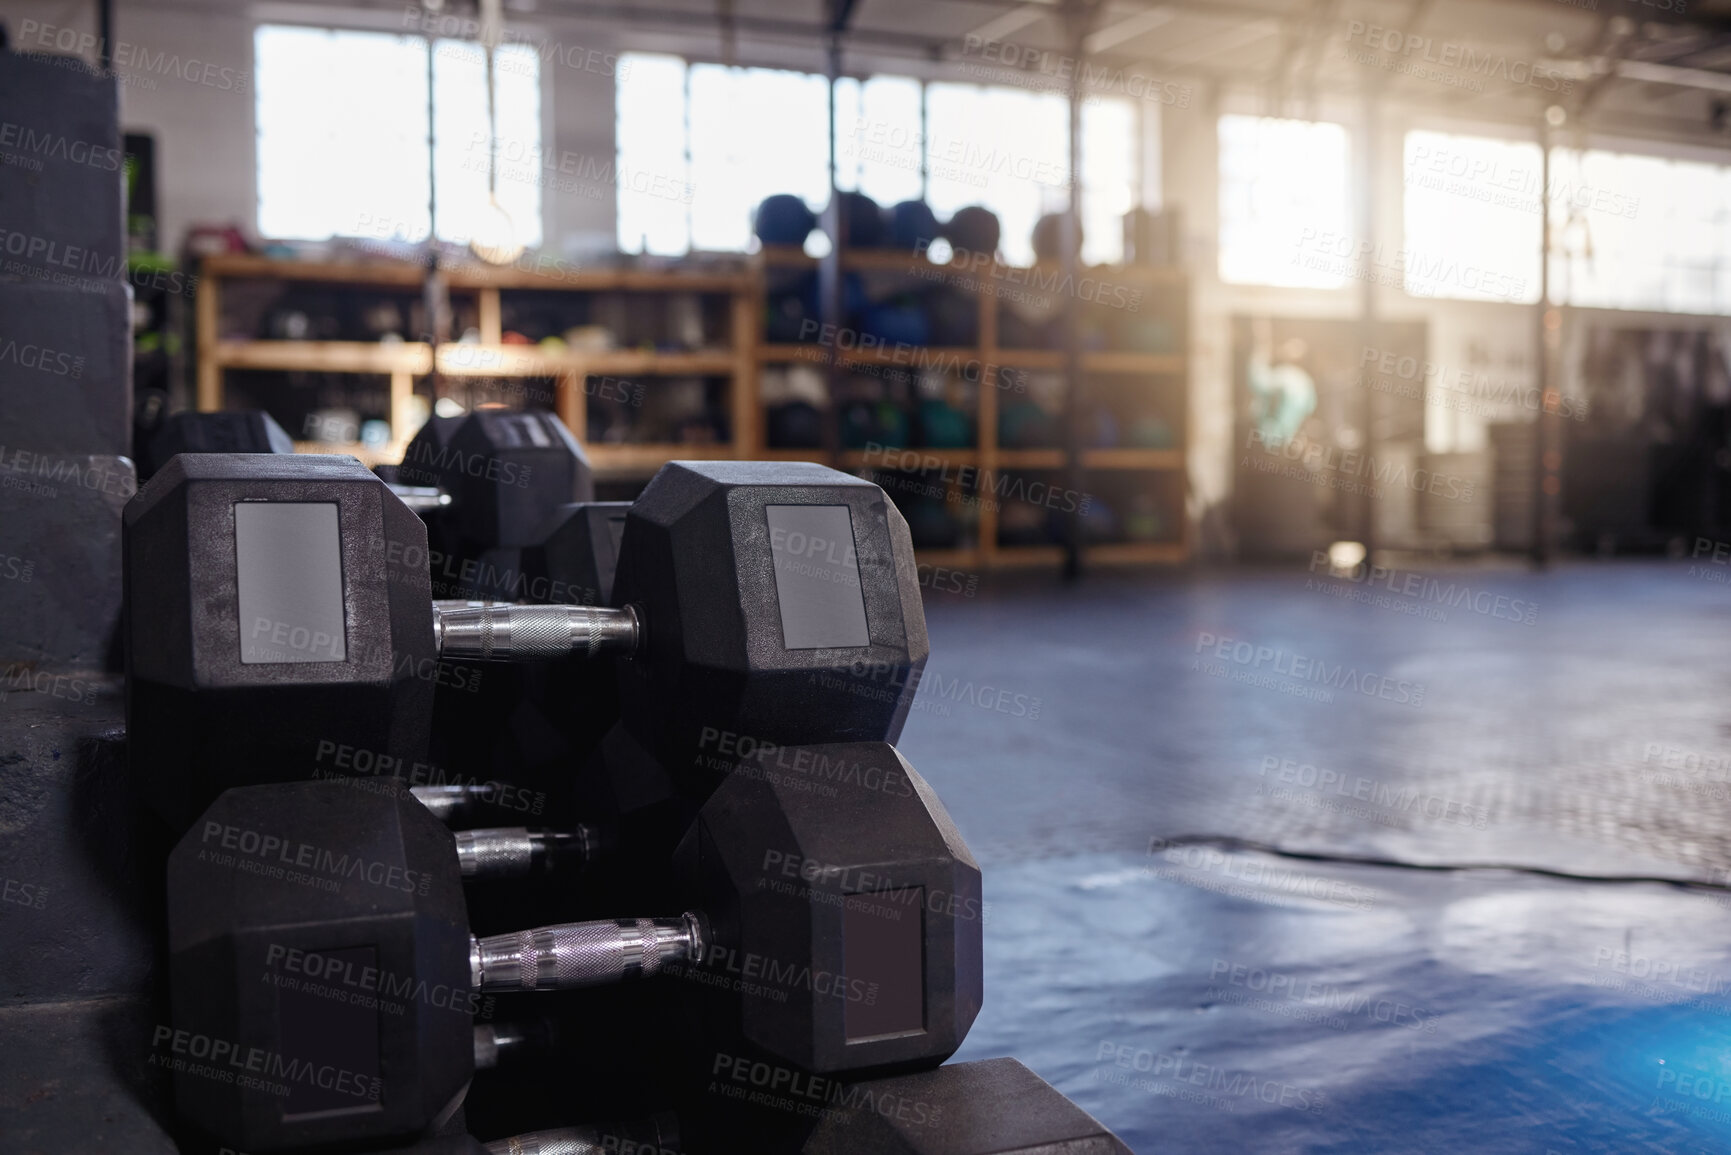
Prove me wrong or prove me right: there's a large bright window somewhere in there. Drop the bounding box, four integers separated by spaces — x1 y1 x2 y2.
1548 148 1726 313
834 75 925 209
255 25 541 246
1401 131 1731 312
1218 114 1351 288
1402 131 1542 304
616 52 1140 264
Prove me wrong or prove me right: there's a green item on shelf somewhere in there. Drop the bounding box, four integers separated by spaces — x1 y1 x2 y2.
999 400 1058 449
1125 494 1166 541
840 400 909 449
919 399 972 448
1119 318 1176 353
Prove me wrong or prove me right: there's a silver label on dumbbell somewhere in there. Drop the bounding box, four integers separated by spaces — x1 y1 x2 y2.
765 505 871 650
234 502 348 663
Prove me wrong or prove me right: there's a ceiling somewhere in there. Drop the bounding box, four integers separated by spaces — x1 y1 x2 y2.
167 0 1731 143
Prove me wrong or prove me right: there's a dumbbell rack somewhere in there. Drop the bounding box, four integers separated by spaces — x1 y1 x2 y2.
752 245 1192 571
194 253 760 479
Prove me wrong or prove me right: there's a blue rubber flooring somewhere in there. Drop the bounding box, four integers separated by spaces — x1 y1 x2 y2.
901 558 1731 1153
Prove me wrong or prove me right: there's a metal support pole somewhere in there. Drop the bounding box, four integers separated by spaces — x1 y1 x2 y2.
1356 94 1378 560
424 36 444 403
96 0 113 72
1060 2 1091 580
1533 121 1560 566
819 33 844 464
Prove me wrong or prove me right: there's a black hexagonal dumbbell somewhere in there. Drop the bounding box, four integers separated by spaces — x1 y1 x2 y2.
126 408 607 779
167 741 979 1152
131 407 597 599
136 408 296 482
125 453 927 832
392 410 594 601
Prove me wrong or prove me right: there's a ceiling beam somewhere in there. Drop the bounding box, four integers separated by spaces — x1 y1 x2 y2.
1084 5 1175 54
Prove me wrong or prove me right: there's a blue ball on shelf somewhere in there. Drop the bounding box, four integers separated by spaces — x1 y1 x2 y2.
833 191 888 248
944 205 1001 258
889 200 942 251
860 297 931 347
755 194 817 246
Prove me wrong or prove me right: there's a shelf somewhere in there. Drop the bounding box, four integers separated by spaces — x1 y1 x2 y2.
1016 262 1188 287
994 349 1064 370
751 249 1189 288
585 349 738 376
1087 541 1189 565
291 440 404 469
994 350 1184 373
1084 352 1186 374
988 545 1068 568
752 447 1177 472
210 341 738 379
753 247 945 273
759 344 826 363
911 548 981 568
755 246 819 268
757 344 981 368
202 254 750 294
841 449 980 469
214 341 425 374
740 242 1192 572
588 444 735 475
1082 448 1184 470
996 449 1066 469
441 345 739 378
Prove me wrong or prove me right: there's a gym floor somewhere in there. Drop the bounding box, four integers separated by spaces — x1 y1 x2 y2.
909 558 1731 1154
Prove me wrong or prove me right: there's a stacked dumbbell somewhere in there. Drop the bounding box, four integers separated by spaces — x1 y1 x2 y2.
126 421 1131 1152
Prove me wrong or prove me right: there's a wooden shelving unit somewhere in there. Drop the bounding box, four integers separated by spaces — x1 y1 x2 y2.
196 254 758 478
751 247 1191 569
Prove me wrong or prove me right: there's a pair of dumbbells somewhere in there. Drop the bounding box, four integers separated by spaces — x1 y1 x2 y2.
167 737 980 1152
124 452 928 849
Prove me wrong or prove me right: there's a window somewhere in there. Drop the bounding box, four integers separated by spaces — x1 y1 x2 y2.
1547 148 1724 314
688 65 831 252
1400 132 1731 312
1402 130 1542 304
1217 114 1351 288
834 75 925 208
615 53 1141 264
254 25 541 247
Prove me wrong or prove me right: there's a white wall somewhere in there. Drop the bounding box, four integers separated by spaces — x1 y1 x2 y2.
1 0 621 257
